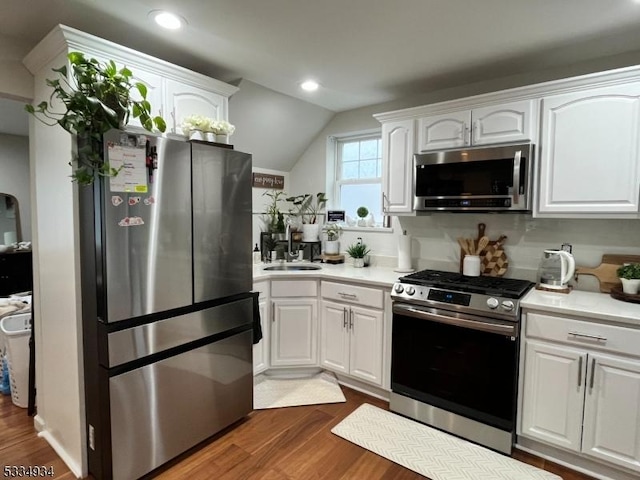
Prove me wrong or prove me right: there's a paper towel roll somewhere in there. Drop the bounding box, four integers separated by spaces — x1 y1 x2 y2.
4 231 16 245
396 234 412 271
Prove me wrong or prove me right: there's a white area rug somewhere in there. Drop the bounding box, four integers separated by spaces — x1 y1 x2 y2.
253 371 346 409
332 404 562 480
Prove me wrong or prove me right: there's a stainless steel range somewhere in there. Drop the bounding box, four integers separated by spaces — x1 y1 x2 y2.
390 269 534 454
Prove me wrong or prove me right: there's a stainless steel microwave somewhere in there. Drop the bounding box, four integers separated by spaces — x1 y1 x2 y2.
413 143 534 212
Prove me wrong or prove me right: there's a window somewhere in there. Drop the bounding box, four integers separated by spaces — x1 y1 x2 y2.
333 132 383 226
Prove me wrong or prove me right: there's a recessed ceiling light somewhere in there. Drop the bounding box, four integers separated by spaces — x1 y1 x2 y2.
301 80 319 92
150 11 185 30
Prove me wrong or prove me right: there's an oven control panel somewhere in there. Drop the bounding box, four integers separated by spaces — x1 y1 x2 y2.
391 282 521 320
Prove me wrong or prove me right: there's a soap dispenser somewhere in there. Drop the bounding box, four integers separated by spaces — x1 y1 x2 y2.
253 243 261 264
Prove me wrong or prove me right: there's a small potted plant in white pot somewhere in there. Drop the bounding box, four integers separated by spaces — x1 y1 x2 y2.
356 206 369 227
617 263 640 294
212 120 236 144
324 223 342 255
286 193 328 242
346 241 371 268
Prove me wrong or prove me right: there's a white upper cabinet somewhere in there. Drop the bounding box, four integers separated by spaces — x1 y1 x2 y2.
164 80 227 135
381 119 414 214
417 100 534 151
538 83 640 216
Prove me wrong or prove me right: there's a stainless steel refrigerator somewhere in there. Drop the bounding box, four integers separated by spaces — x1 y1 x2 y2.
79 131 254 480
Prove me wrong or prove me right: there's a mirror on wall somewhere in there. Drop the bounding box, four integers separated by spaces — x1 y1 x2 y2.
0 193 20 245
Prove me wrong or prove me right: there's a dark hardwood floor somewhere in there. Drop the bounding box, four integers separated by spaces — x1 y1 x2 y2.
1 387 596 479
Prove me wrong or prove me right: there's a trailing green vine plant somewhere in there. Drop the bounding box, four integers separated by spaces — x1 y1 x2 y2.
25 51 166 185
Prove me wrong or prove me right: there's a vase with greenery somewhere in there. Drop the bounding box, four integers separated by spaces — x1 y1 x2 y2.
286 192 328 242
617 263 640 294
324 223 342 255
346 241 371 268
25 52 166 185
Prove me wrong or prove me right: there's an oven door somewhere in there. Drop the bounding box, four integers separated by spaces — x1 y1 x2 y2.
391 302 519 431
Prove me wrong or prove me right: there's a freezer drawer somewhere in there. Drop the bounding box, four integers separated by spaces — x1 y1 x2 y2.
109 329 253 480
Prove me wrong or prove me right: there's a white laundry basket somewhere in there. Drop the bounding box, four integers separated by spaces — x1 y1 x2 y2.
0 313 31 408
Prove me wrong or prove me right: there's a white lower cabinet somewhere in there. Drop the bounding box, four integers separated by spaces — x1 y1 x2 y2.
320 281 384 386
520 312 640 474
269 280 318 367
252 281 269 375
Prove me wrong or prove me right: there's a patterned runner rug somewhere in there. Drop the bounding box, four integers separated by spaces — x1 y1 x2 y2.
254 371 346 409
332 403 561 480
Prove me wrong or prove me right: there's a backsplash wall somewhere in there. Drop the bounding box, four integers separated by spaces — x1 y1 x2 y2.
338 214 640 292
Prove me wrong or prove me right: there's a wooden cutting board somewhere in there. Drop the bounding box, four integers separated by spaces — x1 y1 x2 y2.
575 254 640 293
458 223 509 276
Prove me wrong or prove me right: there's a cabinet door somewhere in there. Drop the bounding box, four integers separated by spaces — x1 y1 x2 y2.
538 83 640 214
349 306 383 386
582 353 640 473
319 301 350 374
472 100 534 146
381 119 414 214
520 340 586 452
271 298 318 366
127 68 163 131
417 111 470 151
165 79 227 134
253 299 269 374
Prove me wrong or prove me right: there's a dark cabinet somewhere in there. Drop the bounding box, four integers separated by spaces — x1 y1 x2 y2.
0 251 33 296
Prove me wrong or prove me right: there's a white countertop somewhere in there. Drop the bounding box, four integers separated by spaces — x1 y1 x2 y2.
253 262 403 289
522 288 640 327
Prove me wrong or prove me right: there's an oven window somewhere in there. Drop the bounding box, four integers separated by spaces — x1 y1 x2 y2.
391 312 518 430
416 158 516 197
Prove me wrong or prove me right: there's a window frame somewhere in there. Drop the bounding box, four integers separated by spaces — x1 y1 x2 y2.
329 129 384 226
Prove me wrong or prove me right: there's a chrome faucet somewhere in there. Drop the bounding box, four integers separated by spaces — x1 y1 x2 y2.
284 222 297 262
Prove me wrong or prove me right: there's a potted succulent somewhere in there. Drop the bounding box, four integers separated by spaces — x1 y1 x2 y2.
25 51 166 185
324 223 342 255
286 192 328 241
346 241 371 268
356 206 369 227
617 263 640 294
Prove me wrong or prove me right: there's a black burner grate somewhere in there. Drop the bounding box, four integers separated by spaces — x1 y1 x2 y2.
401 269 534 298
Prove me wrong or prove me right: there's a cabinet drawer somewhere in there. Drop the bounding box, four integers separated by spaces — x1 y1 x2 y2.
526 312 640 358
271 280 317 298
321 281 383 309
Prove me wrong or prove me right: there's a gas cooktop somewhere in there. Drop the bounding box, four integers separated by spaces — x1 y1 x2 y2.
400 269 534 299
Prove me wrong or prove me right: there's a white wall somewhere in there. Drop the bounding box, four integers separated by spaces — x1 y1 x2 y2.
27 48 86 477
0 34 34 101
0 133 30 240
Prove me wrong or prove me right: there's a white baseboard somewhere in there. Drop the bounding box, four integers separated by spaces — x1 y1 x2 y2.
334 374 390 402
37 430 83 479
33 414 46 433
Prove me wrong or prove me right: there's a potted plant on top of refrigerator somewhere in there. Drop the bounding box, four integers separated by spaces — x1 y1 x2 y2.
25 51 166 185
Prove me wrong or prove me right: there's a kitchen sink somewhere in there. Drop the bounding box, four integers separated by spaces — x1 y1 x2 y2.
263 264 322 271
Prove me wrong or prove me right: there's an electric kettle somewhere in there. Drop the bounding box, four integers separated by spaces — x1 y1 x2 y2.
538 249 575 289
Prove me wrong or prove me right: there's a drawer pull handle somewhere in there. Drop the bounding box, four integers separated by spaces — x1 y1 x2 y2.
339 292 357 299
568 331 607 342
578 356 583 387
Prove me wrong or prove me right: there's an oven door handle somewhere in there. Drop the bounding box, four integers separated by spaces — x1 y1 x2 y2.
393 304 517 336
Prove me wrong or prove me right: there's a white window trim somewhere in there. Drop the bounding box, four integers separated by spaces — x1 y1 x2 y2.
327 128 391 230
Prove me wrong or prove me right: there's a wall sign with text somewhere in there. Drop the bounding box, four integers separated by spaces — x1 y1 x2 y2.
252 173 284 189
